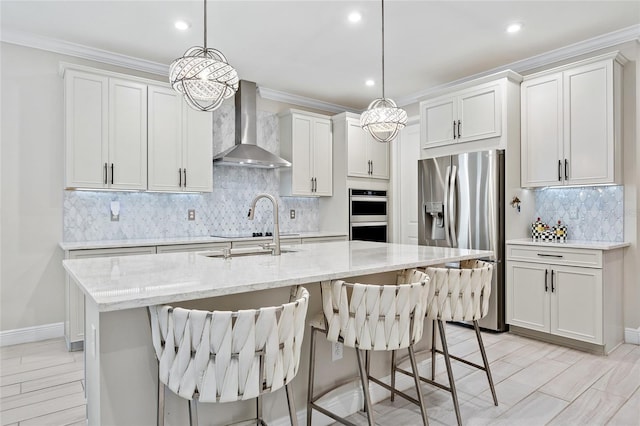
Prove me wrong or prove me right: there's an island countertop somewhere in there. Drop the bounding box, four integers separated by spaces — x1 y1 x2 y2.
63 240 492 312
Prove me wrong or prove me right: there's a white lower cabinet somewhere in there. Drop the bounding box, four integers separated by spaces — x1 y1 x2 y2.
64 246 157 351
506 243 623 353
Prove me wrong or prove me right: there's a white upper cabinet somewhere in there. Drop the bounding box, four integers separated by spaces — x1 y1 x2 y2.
108 78 148 190
148 86 212 192
279 110 332 196
63 64 213 192
65 70 147 190
343 115 389 180
421 83 501 149
521 52 625 188
64 70 109 189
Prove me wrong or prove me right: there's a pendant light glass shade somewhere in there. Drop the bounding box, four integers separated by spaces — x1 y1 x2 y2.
361 0 407 143
169 0 238 112
360 97 407 143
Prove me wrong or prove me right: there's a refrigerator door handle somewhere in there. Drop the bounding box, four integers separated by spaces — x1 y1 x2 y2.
443 165 452 247
448 164 458 247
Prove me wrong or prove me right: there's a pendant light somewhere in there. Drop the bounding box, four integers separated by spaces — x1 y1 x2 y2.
360 0 407 143
169 0 239 112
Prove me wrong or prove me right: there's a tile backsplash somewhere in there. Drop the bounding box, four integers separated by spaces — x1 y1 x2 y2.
534 186 623 242
63 105 319 242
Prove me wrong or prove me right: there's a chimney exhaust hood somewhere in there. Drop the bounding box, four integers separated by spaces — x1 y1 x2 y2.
213 80 291 168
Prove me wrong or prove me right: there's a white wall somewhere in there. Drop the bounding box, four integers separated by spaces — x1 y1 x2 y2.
0 43 177 332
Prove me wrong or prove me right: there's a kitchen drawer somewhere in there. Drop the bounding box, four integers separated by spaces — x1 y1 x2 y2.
301 236 347 244
156 242 231 254
507 244 602 268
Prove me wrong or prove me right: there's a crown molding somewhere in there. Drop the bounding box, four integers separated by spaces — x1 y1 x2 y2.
257 86 356 114
3 24 638 113
396 24 640 107
1 29 169 77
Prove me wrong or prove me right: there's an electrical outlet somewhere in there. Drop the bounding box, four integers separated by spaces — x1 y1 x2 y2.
569 206 578 219
290 209 296 219
110 200 120 222
188 209 196 221
332 342 343 361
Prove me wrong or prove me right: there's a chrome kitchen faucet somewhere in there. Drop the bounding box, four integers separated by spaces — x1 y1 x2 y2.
248 193 281 255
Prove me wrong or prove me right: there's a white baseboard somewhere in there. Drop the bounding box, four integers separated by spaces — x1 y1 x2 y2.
624 327 640 345
0 322 64 347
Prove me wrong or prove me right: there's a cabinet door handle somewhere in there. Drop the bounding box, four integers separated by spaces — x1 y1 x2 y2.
179 168 182 187
110 163 114 185
564 159 568 180
551 270 555 292
457 120 461 139
183 169 187 187
537 253 563 258
370 161 374 175
369 160 372 174
310 177 314 192
545 269 549 292
453 121 457 139
558 160 562 181
104 163 108 185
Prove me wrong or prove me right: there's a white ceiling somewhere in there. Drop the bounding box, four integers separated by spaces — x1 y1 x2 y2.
2 1 639 110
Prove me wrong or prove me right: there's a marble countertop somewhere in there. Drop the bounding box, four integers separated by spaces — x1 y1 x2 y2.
59 232 346 251
506 238 630 251
62 241 492 312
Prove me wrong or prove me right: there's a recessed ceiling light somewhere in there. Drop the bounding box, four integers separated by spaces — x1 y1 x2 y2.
506 23 522 34
365 79 375 87
175 21 190 31
348 12 362 23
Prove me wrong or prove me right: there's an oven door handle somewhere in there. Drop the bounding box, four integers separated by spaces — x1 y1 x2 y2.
350 196 388 203
350 222 388 227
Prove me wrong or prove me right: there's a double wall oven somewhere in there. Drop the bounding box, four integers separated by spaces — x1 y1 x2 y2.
349 189 388 242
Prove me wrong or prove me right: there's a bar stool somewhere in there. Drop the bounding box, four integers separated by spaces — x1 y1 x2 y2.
307 270 431 426
148 286 309 426
391 259 498 426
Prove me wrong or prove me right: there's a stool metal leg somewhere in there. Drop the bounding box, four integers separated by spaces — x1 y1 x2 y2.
257 395 263 426
390 350 397 402
157 378 165 426
431 321 436 380
188 399 198 426
408 346 429 426
356 349 375 426
437 320 462 426
306 327 317 426
286 383 299 426
474 320 498 406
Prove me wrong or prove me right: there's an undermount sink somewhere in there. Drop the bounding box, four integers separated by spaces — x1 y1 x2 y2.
199 247 298 259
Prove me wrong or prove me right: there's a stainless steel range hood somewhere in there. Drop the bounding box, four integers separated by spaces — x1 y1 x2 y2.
213 80 291 168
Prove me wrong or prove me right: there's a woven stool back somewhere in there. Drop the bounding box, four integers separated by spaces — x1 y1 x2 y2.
321 269 430 351
425 259 493 322
148 287 309 403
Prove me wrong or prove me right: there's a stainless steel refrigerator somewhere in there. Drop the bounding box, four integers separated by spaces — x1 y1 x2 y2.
418 149 506 331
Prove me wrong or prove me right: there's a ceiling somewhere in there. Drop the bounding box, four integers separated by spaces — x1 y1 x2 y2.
1 1 639 110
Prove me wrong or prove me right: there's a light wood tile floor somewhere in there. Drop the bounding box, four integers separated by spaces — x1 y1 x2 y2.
1 324 638 425
337 324 640 426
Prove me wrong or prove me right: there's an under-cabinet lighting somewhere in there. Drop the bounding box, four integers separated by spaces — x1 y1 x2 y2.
348 12 362 23
365 79 375 87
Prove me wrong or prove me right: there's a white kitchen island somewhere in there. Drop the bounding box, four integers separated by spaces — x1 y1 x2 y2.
63 240 492 426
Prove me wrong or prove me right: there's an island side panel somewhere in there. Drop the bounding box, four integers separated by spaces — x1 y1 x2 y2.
85 297 158 425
